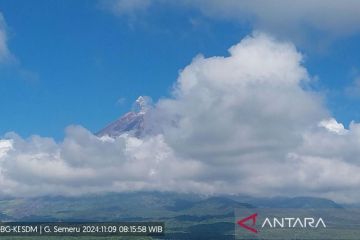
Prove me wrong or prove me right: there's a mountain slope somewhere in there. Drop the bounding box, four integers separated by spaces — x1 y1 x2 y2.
96 111 145 138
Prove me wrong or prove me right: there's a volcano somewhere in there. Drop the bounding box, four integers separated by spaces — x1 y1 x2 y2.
96 96 150 138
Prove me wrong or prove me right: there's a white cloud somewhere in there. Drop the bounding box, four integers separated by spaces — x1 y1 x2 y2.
184 0 360 37
1 33 360 202
102 0 360 42
0 140 13 159
154 33 326 162
101 0 151 16
0 127 203 197
0 12 14 63
318 118 348 135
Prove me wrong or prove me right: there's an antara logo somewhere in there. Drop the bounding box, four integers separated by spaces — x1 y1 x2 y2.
261 217 326 228
237 213 326 234
237 213 258 233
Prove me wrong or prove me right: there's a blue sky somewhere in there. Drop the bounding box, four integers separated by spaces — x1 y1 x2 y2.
0 0 360 140
2 0 360 201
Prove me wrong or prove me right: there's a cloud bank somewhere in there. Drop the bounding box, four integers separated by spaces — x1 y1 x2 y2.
185 0 360 37
103 0 360 42
1 33 360 203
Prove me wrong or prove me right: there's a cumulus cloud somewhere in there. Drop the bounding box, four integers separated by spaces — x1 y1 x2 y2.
318 118 348 135
0 140 13 159
0 128 202 197
1 33 360 202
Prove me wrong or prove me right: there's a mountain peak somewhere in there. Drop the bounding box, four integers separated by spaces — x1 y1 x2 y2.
133 96 151 114
96 96 152 138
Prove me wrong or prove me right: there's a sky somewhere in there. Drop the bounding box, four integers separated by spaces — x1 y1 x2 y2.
0 0 359 139
1 0 360 202
0 0 251 139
